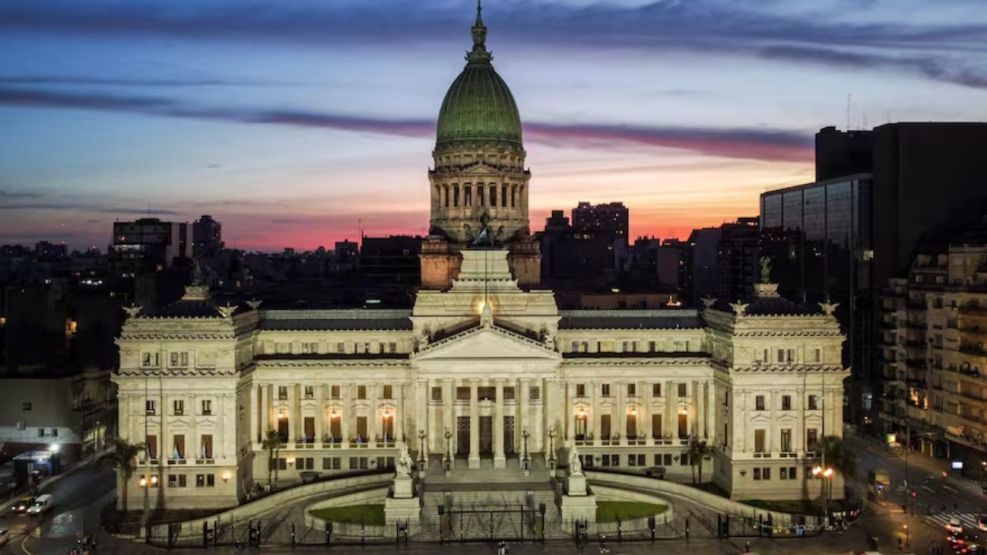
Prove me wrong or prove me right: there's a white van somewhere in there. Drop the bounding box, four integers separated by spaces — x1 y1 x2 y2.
26 494 53 516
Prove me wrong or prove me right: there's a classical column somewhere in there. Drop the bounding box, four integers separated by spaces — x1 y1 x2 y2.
443 379 454 466
314 383 324 444
259 384 269 443
640 381 650 443
250 385 259 445
395 383 404 443
370 382 380 446
344 384 354 444
665 380 675 441
616 381 626 445
592 381 601 446
469 380 480 469
706 381 715 442
416 380 426 455
494 379 505 468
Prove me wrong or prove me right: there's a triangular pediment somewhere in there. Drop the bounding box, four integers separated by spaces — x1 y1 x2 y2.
413 324 560 362
461 162 501 176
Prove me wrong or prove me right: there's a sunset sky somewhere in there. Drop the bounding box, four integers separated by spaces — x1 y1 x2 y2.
2 0 986 251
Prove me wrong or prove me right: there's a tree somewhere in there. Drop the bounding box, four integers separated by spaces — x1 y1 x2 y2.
261 430 283 489
97 438 145 514
820 436 857 500
686 438 714 484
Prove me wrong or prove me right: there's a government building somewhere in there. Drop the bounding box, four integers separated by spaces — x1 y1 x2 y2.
112 4 848 511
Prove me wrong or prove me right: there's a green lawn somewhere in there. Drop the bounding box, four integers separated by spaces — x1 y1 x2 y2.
596 501 668 523
309 504 385 526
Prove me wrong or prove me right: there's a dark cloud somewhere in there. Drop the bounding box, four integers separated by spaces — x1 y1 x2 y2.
3 1 987 89
0 198 182 216
0 189 44 200
0 86 811 162
0 75 302 87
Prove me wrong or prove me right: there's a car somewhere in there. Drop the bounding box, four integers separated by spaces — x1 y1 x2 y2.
979 515 987 532
947 515 966 534
0 529 9 546
26 494 53 516
11 495 34 514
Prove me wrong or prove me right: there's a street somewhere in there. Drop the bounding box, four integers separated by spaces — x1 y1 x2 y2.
0 466 115 555
2 435 987 554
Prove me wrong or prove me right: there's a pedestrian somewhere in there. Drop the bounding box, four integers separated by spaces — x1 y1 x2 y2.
745 540 752 552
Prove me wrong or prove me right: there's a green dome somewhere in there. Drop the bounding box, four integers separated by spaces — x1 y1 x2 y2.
435 4 522 148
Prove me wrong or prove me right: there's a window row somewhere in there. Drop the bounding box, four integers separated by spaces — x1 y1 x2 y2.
144 434 215 460
754 347 823 364
578 452 692 468
141 351 192 367
752 394 821 411
267 341 399 355
573 412 690 440
751 428 819 454
271 456 396 471
430 385 540 402
575 382 686 398
145 399 213 416
271 384 395 401
140 473 218 488
753 466 799 481
570 340 697 353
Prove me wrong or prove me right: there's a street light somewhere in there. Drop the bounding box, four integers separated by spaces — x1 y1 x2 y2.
547 426 556 463
444 429 452 469
812 465 834 524
417 430 426 465
522 428 530 469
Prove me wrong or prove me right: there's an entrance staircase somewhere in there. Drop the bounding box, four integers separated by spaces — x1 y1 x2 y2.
415 455 569 541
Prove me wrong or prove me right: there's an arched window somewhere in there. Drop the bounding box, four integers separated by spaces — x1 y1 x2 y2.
453 185 460 207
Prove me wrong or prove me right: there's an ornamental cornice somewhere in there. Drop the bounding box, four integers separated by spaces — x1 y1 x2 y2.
561 358 713 367
255 359 410 369
728 365 849 373
120 333 238 341
730 330 842 337
117 367 239 377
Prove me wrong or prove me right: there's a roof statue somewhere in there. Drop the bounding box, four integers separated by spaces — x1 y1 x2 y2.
759 256 772 284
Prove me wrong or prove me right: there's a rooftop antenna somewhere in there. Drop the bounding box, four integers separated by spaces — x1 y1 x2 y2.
846 93 852 130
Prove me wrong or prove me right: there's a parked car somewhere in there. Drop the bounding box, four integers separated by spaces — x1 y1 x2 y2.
26 494 53 516
0 529 9 546
978 514 987 532
11 495 34 513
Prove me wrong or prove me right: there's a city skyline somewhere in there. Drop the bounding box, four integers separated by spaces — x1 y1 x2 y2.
3 0 987 251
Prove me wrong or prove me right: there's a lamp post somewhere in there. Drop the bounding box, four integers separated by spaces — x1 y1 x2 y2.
417 430 426 465
522 428 530 469
444 429 452 469
812 465 834 525
547 426 557 464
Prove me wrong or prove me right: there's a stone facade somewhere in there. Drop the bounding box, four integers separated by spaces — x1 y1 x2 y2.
112 252 847 509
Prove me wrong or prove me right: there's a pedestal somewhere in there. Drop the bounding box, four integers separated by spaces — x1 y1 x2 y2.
393 475 414 499
567 474 588 496
494 455 506 469
468 456 481 469
385 497 421 525
560 494 597 524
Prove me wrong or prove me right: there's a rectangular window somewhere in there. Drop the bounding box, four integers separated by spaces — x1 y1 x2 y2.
478 387 495 401
146 435 158 459
278 386 288 400
627 383 636 396
304 417 315 443
782 395 791 411
652 414 662 439
356 416 368 441
382 385 393 400
357 385 367 400
146 400 156 415
200 434 213 459
808 395 819 410
456 387 471 401
780 429 792 453
678 383 687 397
336 342 345 353
762 467 771 480
504 387 515 400
807 428 819 452
755 395 765 411
168 474 187 488
576 384 586 397
652 383 661 397
322 457 341 470
173 399 184 415
22 401 32 411
753 468 762 480
277 458 287 470
601 384 611 397
680 453 690 466
201 399 212 415
529 386 540 401
304 386 314 400
172 434 186 459
754 429 766 453
330 385 340 399
601 414 612 438
431 387 442 402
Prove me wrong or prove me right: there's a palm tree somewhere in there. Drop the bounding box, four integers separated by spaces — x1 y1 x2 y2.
820 436 857 501
97 438 145 514
686 438 714 484
261 430 283 489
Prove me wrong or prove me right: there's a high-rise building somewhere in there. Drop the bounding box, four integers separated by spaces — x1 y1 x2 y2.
572 201 630 248
716 217 760 303
109 218 190 278
815 126 873 181
359 236 423 285
877 216 987 469
192 215 223 258
682 227 722 304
